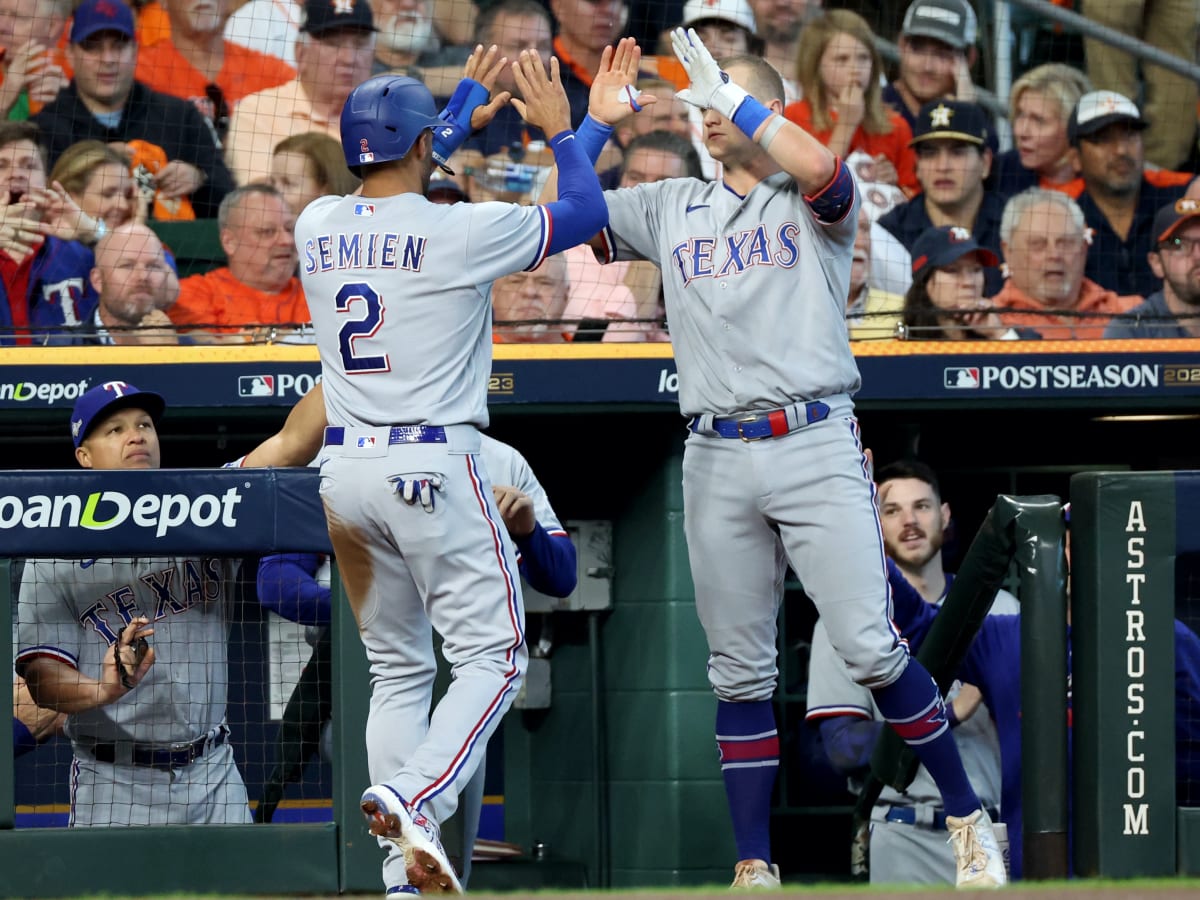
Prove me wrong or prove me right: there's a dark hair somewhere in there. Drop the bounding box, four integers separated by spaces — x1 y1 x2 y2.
621 130 705 180
901 267 949 339
475 0 551 44
0 121 47 169
876 459 942 500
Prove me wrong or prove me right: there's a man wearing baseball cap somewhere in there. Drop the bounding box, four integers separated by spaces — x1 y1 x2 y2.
1105 198 1200 338
878 99 1005 296
16 379 326 827
1068 89 1190 300
226 0 377 184
882 0 983 139
30 0 235 217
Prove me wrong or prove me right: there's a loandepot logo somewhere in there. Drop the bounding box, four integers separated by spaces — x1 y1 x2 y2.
0 488 243 538
0 379 90 404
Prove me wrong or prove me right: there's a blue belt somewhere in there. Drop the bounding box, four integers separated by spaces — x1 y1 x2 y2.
691 400 830 442
324 425 447 446
88 725 228 771
883 805 999 831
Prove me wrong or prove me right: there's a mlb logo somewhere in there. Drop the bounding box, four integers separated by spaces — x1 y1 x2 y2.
238 375 275 397
944 367 980 389
358 151 375 164
354 201 375 216
356 436 376 448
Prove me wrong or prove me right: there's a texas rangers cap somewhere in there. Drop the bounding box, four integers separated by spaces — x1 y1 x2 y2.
681 0 758 36
71 381 166 448
901 0 977 49
1153 197 1200 245
910 225 999 281
1067 90 1147 145
427 174 467 204
70 0 136 44
301 0 376 36
910 100 990 147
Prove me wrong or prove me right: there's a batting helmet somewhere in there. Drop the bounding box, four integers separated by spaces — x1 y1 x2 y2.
340 75 443 173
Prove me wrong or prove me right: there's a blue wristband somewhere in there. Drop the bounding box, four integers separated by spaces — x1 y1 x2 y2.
574 114 613 166
432 78 491 166
730 95 773 141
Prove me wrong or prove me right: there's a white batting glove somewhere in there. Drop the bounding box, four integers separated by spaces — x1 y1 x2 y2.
391 474 444 513
670 27 749 120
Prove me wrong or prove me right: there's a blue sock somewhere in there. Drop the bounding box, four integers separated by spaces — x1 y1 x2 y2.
871 659 981 818
715 699 778 863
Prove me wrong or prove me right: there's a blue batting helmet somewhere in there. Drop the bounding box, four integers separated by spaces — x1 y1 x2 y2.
340 75 442 173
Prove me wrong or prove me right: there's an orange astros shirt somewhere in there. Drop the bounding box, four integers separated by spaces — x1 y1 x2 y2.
169 268 310 336
135 39 295 109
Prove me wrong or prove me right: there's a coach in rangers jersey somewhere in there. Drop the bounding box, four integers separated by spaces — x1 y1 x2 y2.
14 380 325 826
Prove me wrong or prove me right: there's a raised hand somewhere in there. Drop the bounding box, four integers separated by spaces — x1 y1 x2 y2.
670 27 730 112
831 84 865 132
28 181 100 243
461 43 513 131
510 51 571 139
587 38 657 127
0 199 44 264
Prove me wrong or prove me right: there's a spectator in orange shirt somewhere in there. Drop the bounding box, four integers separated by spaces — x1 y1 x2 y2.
994 188 1141 339
0 0 69 120
136 0 296 147
492 252 571 343
168 184 309 342
785 10 917 195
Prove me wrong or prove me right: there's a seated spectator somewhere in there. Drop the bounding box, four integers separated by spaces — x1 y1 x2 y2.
0 122 114 345
225 0 302 65
902 225 1029 341
878 99 1003 295
79 223 180 345
226 0 375 185
460 0 554 157
371 0 464 76
679 0 761 59
994 188 1141 339
1068 90 1191 299
882 0 982 139
31 0 234 218
846 207 904 340
0 0 68 120
135 0 296 146
270 132 360 215
785 11 917 195
492 252 570 343
168 184 309 341
563 130 702 342
426 171 469 204
49 140 145 230
1105 199 1200 338
746 0 821 103
993 63 1091 200
548 0 626 127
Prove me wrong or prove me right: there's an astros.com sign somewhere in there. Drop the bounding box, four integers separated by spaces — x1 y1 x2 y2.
0 487 243 538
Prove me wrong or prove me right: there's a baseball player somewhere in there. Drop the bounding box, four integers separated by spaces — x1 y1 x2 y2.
539 32 1006 887
14 380 327 826
807 460 1018 884
295 43 607 893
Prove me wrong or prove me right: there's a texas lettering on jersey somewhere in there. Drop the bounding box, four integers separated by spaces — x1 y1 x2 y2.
76 558 224 644
302 231 427 275
670 222 802 287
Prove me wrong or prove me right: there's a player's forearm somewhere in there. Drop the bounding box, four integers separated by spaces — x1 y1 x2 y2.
24 665 119 714
754 113 838 195
243 383 326 468
515 526 577 598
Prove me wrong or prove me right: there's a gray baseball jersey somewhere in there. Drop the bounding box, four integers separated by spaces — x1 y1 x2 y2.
15 555 250 826
601 173 861 417
806 587 1020 884
296 194 552 431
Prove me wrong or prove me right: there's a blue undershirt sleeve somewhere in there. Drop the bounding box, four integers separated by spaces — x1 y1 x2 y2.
257 552 332 627
542 129 609 257
515 524 577 599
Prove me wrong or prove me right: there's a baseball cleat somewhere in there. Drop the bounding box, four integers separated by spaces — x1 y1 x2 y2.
730 859 781 889
362 784 463 895
947 808 1007 889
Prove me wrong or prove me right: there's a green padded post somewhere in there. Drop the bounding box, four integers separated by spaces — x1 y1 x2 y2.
1 558 13 830
1071 472 1176 878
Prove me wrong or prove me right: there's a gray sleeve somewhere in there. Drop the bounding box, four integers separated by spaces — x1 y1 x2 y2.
15 560 82 674
602 183 667 264
480 436 563 534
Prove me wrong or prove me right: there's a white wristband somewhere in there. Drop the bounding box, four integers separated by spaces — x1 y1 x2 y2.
757 115 786 150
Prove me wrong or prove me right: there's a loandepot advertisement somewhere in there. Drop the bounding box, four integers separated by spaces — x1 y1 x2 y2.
0 469 329 556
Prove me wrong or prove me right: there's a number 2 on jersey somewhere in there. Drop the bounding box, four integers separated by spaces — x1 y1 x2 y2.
335 282 390 373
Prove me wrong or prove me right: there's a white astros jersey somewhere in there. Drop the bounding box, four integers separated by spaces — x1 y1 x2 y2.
15 556 238 744
602 173 862 417
296 194 553 430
